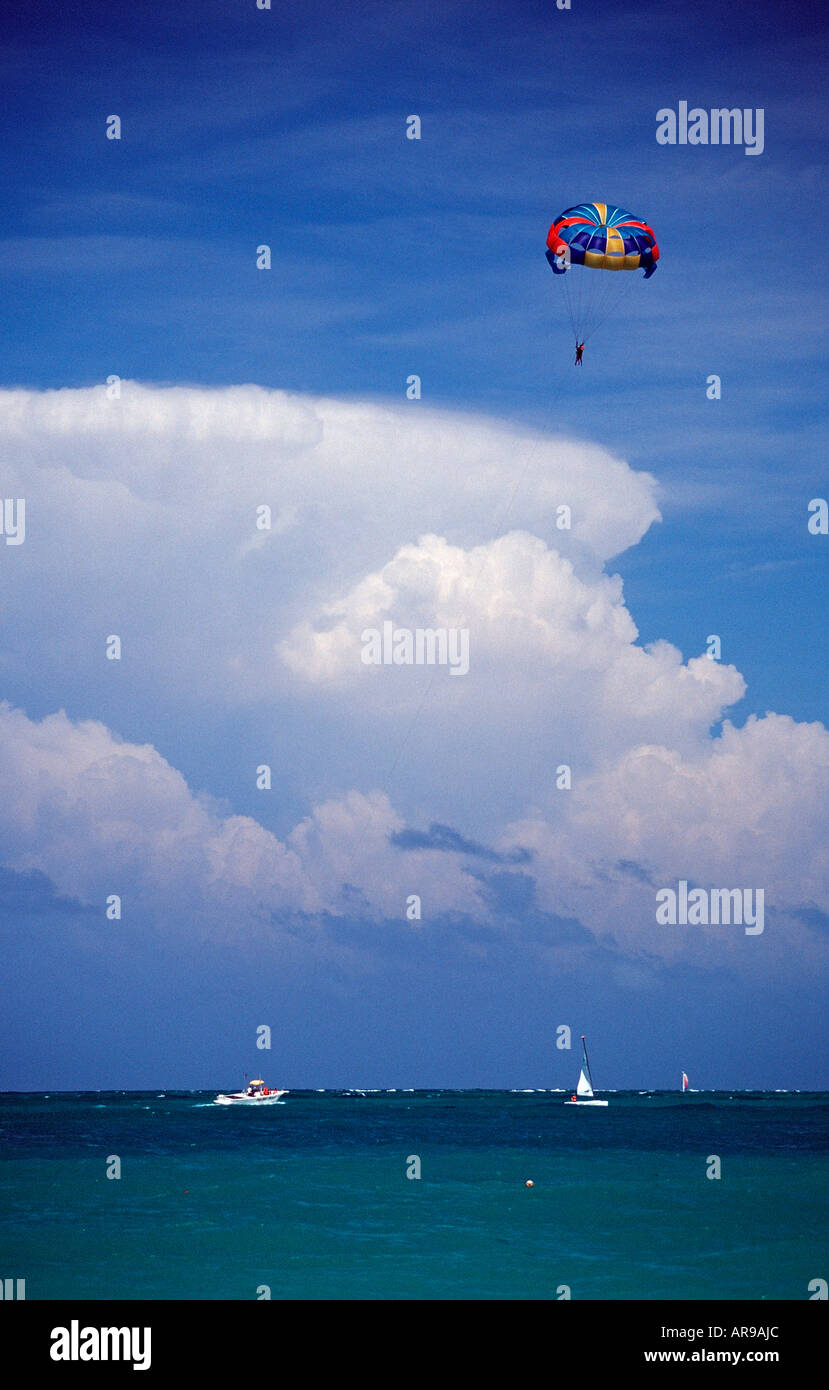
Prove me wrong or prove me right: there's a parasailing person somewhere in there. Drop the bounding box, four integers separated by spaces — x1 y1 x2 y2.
546 201 659 358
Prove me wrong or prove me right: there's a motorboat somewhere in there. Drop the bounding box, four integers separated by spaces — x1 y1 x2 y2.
214 1078 288 1106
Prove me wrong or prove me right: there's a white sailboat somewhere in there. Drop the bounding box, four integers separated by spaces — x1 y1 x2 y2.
681 1071 689 1092
563 1035 608 1106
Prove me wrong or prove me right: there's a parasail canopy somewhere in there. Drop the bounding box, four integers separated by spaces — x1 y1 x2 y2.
546 201 659 343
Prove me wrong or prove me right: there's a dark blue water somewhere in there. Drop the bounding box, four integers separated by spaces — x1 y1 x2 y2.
2 1091 827 1299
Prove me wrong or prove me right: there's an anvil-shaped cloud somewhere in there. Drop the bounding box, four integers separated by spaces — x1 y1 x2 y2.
1 383 826 975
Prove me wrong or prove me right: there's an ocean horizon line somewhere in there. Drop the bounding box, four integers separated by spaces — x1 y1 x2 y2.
2 1086 824 1096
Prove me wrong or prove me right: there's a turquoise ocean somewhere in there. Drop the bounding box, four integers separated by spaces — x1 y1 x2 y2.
1 1090 827 1301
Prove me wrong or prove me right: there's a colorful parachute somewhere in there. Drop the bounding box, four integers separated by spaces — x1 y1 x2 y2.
545 202 659 344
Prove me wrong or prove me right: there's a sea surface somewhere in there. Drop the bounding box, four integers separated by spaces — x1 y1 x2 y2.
1 1090 827 1300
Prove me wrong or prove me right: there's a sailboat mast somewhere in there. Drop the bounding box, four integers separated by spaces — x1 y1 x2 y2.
581 1035 595 1090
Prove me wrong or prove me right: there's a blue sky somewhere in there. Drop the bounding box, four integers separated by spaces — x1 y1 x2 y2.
1 0 827 1089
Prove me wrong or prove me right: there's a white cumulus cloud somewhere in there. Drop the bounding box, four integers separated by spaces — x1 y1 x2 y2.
0 382 826 976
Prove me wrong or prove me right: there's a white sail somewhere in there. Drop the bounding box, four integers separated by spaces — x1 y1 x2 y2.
576 1067 593 1097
